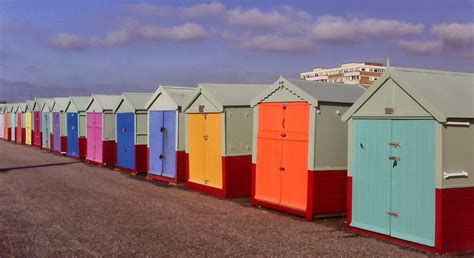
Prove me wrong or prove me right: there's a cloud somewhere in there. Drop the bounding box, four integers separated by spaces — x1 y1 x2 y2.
312 16 424 43
48 22 207 51
397 23 473 57
432 23 474 49
396 40 443 55
181 2 225 17
236 35 314 53
124 2 225 18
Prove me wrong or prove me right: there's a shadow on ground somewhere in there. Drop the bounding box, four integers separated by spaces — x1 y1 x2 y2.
0 161 82 173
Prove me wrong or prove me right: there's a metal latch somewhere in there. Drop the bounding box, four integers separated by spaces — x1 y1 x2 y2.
204 179 209 184
388 156 400 161
279 167 285 171
389 142 400 148
159 154 165 160
203 135 208 141
160 127 166 132
387 211 399 218
281 133 286 137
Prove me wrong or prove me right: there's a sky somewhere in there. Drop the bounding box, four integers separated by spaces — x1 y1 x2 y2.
0 0 473 102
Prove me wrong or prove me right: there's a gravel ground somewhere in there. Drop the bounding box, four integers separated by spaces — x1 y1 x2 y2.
0 140 431 256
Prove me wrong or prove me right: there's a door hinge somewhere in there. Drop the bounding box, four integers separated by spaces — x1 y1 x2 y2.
388 142 400 148
388 156 400 161
387 211 399 218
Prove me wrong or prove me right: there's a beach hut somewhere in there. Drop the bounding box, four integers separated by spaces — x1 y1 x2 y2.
25 100 35 145
41 99 54 149
113 93 153 174
342 67 474 253
250 77 365 220
51 97 71 154
65 96 91 159
32 98 47 148
145 86 195 184
182 83 269 198
4 104 11 141
9 103 18 143
85 94 121 166
17 103 27 144
0 104 5 139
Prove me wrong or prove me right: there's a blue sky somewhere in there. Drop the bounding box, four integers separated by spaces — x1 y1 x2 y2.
1 0 473 102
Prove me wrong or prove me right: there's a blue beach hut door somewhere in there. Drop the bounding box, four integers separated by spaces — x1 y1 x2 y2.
67 113 79 157
117 113 135 170
351 119 435 246
149 111 176 178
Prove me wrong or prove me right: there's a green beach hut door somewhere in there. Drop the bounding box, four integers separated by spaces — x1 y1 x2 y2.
351 119 435 247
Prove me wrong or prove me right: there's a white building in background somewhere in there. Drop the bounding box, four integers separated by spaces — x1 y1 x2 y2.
300 62 386 88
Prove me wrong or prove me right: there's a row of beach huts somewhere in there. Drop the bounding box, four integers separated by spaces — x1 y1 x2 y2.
0 66 473 254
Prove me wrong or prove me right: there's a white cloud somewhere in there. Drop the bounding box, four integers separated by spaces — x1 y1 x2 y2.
432 23 474 49
312 16 424 43
230 34 314 53
181 3 225 17
49 22 207 51
397 23 473 57
396 40 443 55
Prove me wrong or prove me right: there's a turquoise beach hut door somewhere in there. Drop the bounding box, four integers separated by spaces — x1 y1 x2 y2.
351 119 435 247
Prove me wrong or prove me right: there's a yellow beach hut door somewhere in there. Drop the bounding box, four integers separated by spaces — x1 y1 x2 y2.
188 113 222 189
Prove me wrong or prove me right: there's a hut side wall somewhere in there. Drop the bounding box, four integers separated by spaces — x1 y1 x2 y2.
136 112 148 145
224 107 254 156
251 105 259 163
103 112 116 141
314 103 351 170
177 112 186 151
442 119 474 189
79 112 87 137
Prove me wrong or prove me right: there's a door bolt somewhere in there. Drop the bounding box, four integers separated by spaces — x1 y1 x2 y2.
386 211 399 218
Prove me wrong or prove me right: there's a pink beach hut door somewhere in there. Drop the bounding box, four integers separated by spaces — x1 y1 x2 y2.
94 113 103 163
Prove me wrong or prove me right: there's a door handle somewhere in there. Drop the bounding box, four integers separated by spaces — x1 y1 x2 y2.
279 167 285 171
160 127 166 132
159 154 165 160
388 156 400 161
280 133 286 137
203 135 208 141
282 119 286 129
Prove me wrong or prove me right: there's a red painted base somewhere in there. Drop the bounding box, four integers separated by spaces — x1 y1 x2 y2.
16 129 22 144
7 128 11 141
49 133 54 151
32 132 42 148
135 144 148 173
60 136 67 154
436 187 474 254
223 155 252 198
22 128 25 145
147 151 188 185
102 141 116 167
30 130 34 146
313 170 347 214
78 137 87 160
347 175 474 254
185 155 252 199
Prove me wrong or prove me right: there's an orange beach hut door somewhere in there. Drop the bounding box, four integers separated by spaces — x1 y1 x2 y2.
188 113 222 189
255 102 310 211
